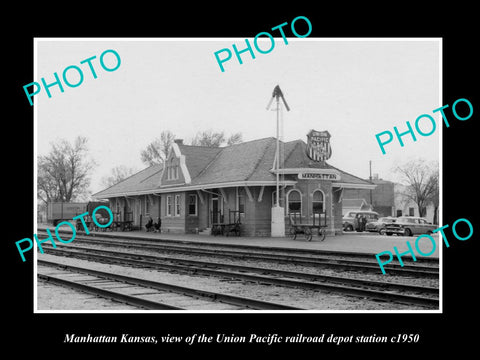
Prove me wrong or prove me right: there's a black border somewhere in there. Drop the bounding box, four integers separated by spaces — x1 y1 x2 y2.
6 4 478 355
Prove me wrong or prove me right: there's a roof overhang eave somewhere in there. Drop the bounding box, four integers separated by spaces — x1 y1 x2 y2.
92 180 299 198
92 188 162 199
333 183 377 190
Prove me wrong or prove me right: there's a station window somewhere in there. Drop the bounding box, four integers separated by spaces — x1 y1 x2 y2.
145 195 151 215
237 188 245 214
188 194 197 216
166 196 172 216
312 190 324 214
287 189 302 215
166 157 179 180
175 194 181 216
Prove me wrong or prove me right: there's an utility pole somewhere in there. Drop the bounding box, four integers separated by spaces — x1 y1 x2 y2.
369 160 373 208
266 85 290 237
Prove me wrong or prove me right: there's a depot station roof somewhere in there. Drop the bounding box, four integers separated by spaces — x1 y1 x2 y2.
93 137 374 199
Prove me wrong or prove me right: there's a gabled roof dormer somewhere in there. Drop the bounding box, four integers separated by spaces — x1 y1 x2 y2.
160 139 191 186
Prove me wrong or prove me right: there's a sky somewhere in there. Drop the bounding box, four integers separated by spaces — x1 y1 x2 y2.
35 38 441 195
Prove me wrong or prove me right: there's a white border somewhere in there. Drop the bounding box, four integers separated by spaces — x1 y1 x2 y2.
34 37 443 314
33 39 38 312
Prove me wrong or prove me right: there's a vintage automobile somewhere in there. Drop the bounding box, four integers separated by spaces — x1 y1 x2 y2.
342 210 379 232
365 216 396 234
384 216 437 236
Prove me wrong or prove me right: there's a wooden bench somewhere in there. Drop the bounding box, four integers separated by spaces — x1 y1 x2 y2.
111 212 133 231
225 210 241 237
211 210 242 236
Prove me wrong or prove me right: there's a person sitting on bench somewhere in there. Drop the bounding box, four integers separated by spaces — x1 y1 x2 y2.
145 217 154 232
153 217 161 233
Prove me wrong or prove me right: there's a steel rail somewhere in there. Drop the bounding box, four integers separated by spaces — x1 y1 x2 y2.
38 228 440 265
43 243 439 295
37 273 182 310
38 259 301 310
38 231 439 276
40 248 439 308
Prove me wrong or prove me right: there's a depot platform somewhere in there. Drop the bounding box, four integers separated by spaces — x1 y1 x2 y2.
37 223 440 259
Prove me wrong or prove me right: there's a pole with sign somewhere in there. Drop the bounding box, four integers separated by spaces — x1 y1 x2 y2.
266 85 290 237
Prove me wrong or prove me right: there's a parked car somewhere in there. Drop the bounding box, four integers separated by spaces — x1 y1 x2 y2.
342 210 379 231
366 216 396 234
384 216 437 236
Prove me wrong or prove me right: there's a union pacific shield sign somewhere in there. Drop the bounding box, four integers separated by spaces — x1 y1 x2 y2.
306 130 332 162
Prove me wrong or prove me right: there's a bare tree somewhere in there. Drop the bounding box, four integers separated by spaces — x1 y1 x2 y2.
37 136 96 205
190 130 243 147
394 159 439 219
227 132 243 146
141 130 244 166
101 165 137 189
140 130 175 166
191 130 225 147
429 170 439 224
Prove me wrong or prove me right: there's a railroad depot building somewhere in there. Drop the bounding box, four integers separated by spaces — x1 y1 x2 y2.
93 135 375 236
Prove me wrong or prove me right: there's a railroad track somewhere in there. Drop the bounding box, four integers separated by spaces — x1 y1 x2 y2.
38 259 300 310
42 228 439 264
39 243 439 308
38 230 439 277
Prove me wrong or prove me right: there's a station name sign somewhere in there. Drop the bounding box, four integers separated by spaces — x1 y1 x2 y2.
298 172 340 181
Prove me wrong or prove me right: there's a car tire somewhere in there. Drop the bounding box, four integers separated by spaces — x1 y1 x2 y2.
404 228 412 237
379 228 386 235
345 224 353 231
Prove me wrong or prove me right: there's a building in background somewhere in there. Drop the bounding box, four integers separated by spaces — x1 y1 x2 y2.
394 183 437 224
342 199 371 215
342 174 395 217
342 176 438 224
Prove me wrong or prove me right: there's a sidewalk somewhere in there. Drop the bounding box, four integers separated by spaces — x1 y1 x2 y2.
37 223 440 258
